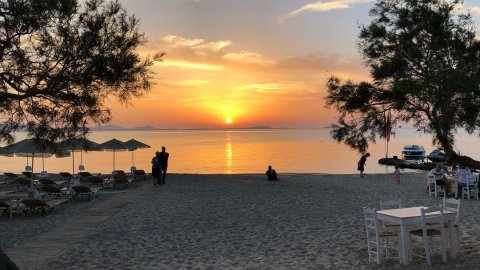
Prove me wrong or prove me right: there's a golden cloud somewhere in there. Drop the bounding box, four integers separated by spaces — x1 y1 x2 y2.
282 0 373 21
223 51 276 65
155 60 225 70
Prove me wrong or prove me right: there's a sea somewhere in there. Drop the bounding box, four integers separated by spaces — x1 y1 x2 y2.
2 128 480 175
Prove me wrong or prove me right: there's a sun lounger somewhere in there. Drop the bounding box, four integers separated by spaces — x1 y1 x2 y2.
59 172 73 180
15 178 31 190
42 186 72 201
133 169 148 181
21 171 33 179
72 186 101 201
21 198 69 215
87 176 104 187
113 173 133 188
39 178 66 188
0 200 25 217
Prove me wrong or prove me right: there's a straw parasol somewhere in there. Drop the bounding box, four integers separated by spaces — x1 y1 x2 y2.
124 139 151 170
99 139 130 171
60 138 102 175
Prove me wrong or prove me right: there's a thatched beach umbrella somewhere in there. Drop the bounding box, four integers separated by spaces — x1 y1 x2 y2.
124 139 151 170
60 138 102 175
99 139 130 171
1 138 69 174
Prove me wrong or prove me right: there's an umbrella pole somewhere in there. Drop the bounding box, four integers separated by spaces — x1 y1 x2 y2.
32 154 34 175
72 150 75 175
113 150 115 171
42 153 45 172
132 151 135 166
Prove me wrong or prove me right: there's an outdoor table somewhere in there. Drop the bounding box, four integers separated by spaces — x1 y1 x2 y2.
376 206 457 266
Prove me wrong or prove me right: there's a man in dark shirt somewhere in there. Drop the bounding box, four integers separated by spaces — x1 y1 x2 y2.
157 146 169 185
266 165 278 181
357 152 370 177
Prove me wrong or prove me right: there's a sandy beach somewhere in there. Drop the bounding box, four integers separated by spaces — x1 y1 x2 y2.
2 173 480 269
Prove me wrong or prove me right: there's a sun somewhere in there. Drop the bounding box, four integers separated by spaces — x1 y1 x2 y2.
225 117 233 124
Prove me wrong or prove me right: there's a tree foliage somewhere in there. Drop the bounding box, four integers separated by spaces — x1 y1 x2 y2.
0 0 163 144
325 0 480 165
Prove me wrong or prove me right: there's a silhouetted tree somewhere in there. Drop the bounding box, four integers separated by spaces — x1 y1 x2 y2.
0 0 163 143
325 0 480 167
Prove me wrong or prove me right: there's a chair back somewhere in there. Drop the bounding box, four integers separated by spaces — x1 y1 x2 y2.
363 207 380 238
134 170 146 176
4 173 17 179
72 186 91 194
380 199 402 210
88 176 104 185
113 173 128 183
420 206 444 231
59 172 73 179
43 186 62 194
443 197 461 225
39 178 56 187
22 171 33 179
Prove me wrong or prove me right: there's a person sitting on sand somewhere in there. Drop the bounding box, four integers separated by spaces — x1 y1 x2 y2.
357 153 370 177
266 165 278 181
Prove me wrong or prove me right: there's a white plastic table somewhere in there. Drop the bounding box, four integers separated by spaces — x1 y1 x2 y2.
376 206 457 266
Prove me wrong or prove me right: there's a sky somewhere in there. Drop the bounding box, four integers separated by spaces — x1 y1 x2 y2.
106 0 480 129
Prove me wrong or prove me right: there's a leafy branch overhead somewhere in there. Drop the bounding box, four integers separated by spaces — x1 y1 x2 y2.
325 0 480 166
0 0 164 143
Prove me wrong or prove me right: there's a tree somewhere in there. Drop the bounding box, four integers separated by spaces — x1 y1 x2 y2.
325 0 480 167
0 0 163 144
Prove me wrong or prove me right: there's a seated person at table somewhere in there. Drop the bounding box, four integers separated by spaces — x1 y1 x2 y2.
457 165 475 197
430 164 449 194
266 165 278 181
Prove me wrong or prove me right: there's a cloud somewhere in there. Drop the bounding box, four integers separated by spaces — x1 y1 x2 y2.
282 0 373 20
235 81 311 93
223 51 276 65
158 79 212 86
162 35 204 48
155 60 224 70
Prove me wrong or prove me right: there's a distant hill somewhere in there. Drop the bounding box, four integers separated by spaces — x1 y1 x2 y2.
92 124 158 131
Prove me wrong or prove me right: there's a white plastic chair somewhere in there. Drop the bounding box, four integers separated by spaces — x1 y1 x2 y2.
409 206 447 265
461 175 479 200
443 197 461 249
363 207 399 264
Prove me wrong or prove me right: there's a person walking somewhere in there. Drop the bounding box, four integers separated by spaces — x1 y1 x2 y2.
357 152 370 177
157 146 169 185
151 152 159 185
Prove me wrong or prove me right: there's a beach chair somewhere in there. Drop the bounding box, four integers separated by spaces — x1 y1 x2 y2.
72 186 101 201
43 186 72 201
21 198 69 216
443 198 461 249
59 172 73 180
87 176 104 187
363 207 399 264
3 173 18 183
409 206 447 265
39 178 66 188
461 175 479 200
0 200 25 217
133 169 148 181
78 171 93 182
15 178 31 190
113 173 133 189
21 171 33 179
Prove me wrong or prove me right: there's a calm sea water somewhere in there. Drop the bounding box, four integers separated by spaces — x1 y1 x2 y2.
2 128 480 175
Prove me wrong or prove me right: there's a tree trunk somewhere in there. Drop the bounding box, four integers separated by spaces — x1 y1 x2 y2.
435 129 480 169
0 247 18 270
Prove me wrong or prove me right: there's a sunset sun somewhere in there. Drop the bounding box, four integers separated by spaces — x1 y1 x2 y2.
225 117 233 124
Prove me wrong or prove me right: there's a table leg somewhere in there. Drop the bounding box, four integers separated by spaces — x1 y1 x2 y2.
449 220 457 258
400 224 409 265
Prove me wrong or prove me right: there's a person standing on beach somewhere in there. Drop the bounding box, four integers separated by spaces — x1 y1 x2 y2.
357 152 370 177
157 146 169 185
393 165 401 184
151 152 160 185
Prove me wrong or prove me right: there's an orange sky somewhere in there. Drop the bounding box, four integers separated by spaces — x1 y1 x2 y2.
105 0 480 129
